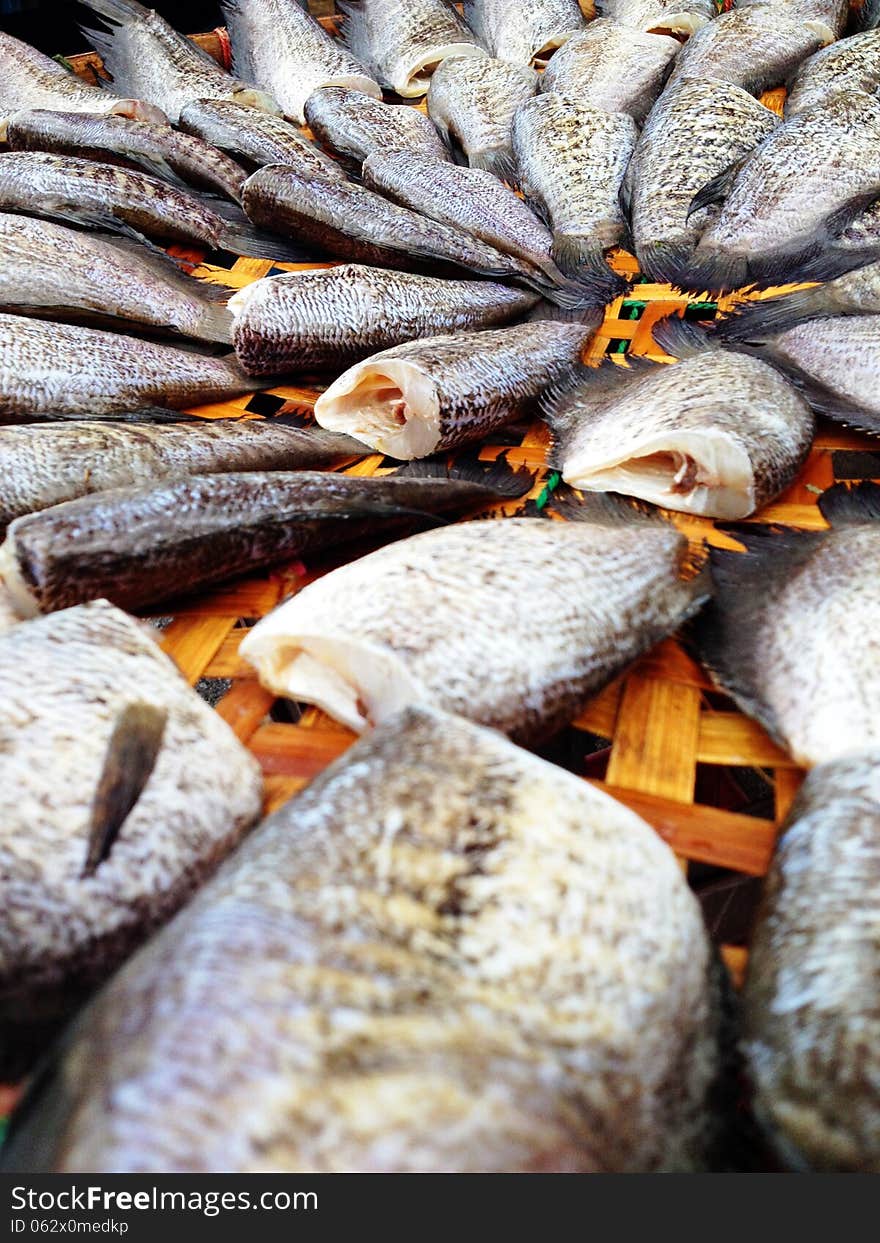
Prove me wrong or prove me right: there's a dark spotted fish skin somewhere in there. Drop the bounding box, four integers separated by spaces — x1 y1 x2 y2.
0 28 167 132
314 320 597 458
304 86 451 171
463 0 587 65
241 165 549 289
426 56 537 178
0 599 262 1080
628 77 779 286
0 419 361 532
0 470 532 616
0 314 261 422
744 752 880 1172
231 263 538 375
0 150 227 247
0 212 234 344
178 99 345 182
734 0 849 39
667 7 831 95
0 705 720 1173
786 29 880 116
220 0 380 125
337 0 487 97
6 109 248 203
79 0 281 123
683 92 880 294
540 19 680 125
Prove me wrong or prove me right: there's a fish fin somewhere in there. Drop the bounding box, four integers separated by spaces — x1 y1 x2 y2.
637 239 697 289
83 702 167 878
541 358 659 466
469 147 517 183
687 159 745 221
0 1039 76 1172
677 247 753 297
651 313 719 358
526 299 605 327
98 234 235 304
548 485 669 527
335 1 377 72
212 211 312 264
81 0 220 68
550 234 629 304
818 480 880 526
745 355 880 434
96 406 202 424
395 451 534 499
619 160 635 222
796 241 880 286
715 289 825 342
692 529 823 745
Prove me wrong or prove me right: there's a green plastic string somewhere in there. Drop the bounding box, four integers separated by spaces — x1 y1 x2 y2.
535 472 561 510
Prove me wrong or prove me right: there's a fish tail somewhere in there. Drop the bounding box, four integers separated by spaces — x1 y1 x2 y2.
395 451 534 499
80 0 151 20
676 247 751 297
526 299 605 329
637 240 697 289
469 147 517 183
651 313 719 359
550 234 629 305
715 289 829 342
216 213 312 264
818 481 880 526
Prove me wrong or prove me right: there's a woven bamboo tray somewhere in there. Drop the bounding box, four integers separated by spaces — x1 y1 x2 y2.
51 36 880 996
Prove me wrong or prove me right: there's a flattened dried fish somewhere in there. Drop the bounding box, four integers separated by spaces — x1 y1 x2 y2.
6 108 248 202
0 464 531 616
594 0 715 35
462 0 587 65
785 29 880 116
231 263 538 375
314 320 594 458
0 28 166 134
0 419 361 532
241 501 708 739
681 92 880 293
0 213 234 343
0 151 305 261
668 6 832 94
337 0 486 97
735 0 849 39
544 316 814 518
628 77 779 286
0 599 262 1078
80 0 281 123
426 55 537 178
694 482 880 765
0 314 261 421
362 151 567 289
304 86 451 170
719 259 880 338
178 98 345 181
512 93 636 302
540 19 680 124
241 166 553 292
721 313 880 431
221 0 380 125
0 705 719 1173
744 750 880 1172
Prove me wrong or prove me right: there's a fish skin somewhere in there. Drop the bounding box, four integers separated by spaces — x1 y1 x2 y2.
337 0 487 98
667 7 832 95
543 324 814 519
0 419 362 533
462 0 587 66
0 29 167 134
0 313 261 422
79 0 281 124
540 20 680 125
6 108 249 203
734 0 850 39
241 506 708 740
221 0 380 125
0 704 720 1174
0 468 532 616
314 320 593 459
628 78 779 287
726 314 880 432
304 86 451 171
594 0 715 35
743 751 880 1172
0 599 263 1079
0 213 235 344
512 93 636 303
426 56 537 180
718 259 880 339
681 92 880 294
178 99 346 181
231 263 538 375
241 165 552 291
693 483 880 766
362 151 569 290
785 29 880 116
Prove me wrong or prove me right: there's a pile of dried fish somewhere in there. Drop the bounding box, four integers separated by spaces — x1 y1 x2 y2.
3 0 880 1178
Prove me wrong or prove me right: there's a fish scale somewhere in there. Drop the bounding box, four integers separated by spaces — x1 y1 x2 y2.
304 86 451 170
462 0 587 66
426 55 538 179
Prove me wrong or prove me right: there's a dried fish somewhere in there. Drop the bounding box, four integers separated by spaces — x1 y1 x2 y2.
304 86 451 170
785 28 880 116
178 98 345 181
427 55 537 178
462 0 587 66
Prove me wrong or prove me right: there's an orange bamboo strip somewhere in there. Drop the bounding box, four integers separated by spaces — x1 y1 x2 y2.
214 681 276 744
696 713 798 768
160 616 237 684
605 676 701 800
721 945 749 991
250 722 356 778
774 768 806 822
